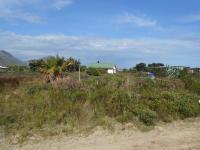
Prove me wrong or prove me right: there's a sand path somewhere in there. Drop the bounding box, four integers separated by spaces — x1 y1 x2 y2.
1 118 200 150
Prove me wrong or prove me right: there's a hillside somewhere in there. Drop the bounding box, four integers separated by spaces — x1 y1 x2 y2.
0 50 25 66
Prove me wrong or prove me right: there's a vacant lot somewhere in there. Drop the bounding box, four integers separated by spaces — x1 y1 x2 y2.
0 72 199 149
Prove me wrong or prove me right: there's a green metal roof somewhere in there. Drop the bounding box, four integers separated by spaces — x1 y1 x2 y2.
87 63 116 69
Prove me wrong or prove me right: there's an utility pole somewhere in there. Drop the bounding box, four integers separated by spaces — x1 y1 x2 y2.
74 59 75 72
78 59 81 81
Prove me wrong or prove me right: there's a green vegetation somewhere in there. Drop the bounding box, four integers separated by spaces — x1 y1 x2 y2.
29 56 80 73
86 67 101 76
8 65 30 73
0 58 200 142
179 71 200 94
0 71 200 141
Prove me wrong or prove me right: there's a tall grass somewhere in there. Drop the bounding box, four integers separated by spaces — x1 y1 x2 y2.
0 72 200 139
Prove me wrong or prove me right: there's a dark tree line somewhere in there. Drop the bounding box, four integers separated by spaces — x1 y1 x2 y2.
124 62 167 77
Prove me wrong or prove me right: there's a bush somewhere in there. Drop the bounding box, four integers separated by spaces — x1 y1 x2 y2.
86 67 100 76
148 97 179 122
69 90 87 104
90 87 112 116
181 75 200 94
80 65 87 72
26 84 49 95
51 77 83 90
116 112 135 123
178 99 200 118
106 90 133 117
147 67 167 77
9 65 30 73
135 78 156 90
133 107 157 126
156 78 185 90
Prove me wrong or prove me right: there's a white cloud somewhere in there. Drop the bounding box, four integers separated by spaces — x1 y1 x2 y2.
117 12 158 28
53 0 74 10
0 9 43 24
0 0 43 23
0 0 74 23
0 31 199 67
0 31 199 58
181 13 200 22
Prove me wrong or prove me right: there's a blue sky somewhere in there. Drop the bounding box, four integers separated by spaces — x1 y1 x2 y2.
0 0 200 68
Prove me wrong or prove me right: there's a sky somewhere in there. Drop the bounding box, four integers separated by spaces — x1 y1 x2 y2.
0 0 199 68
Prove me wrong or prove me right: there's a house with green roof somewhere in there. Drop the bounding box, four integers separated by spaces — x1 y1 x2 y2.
87 62 117 74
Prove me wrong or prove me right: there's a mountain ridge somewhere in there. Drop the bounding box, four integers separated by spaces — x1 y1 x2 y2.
0 50 25 66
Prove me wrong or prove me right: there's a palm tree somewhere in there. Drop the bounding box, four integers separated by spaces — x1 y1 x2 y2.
40 55 75 83
40 55 65 83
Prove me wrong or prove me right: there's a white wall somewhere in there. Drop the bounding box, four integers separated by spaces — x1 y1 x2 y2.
107 66 117 74
107 69 114 74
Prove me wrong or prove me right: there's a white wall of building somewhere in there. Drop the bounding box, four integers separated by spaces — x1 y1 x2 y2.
107 66 117 74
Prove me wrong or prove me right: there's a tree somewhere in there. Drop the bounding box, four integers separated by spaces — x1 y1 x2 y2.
40 55 65 83
147 63 166 77
80 65 87 72
135 63 147 72
29 59 45 72
62 57 80 72
148 63 164 68
29 56 81 83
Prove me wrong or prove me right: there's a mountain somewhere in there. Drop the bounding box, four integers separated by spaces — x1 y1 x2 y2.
0 50 25 66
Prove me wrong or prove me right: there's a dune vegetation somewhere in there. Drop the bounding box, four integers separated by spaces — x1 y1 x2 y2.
0 56 199 143
0 69 200 142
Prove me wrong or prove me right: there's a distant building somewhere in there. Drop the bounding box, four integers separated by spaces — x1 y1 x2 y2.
87 62 117 74
166 66 186 77
169 66 186 70
0 66 8 69
0 65 9 72
187 68 200 74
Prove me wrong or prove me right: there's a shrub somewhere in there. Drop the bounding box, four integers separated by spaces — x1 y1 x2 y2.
116 112 135 123
177 99 200 118
181 75 200 94
135 78 156 90
148 98 179 122
90 87 112 116
133 107 157 126
26 84 49 95
147 67 167 77
86 67 100 76
106 90 133 117
51 77 83 90
156 78 185 90
80 65 87 72
69 90 87 104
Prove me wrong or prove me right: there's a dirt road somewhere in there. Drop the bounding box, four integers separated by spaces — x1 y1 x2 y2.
1 118 200 150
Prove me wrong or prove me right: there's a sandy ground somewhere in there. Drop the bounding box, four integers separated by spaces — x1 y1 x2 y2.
1 118 200 150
